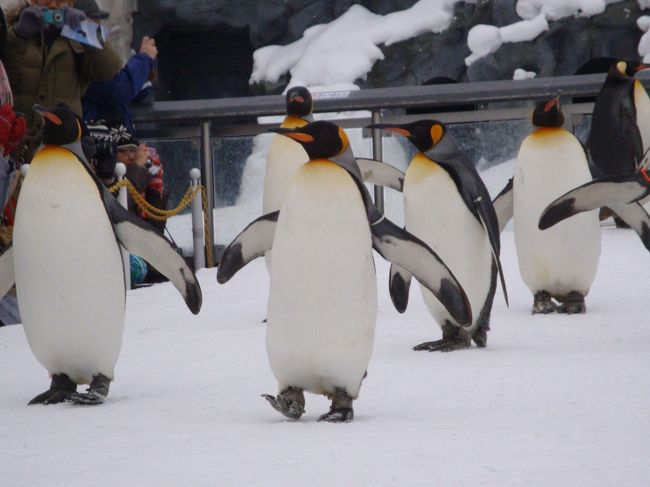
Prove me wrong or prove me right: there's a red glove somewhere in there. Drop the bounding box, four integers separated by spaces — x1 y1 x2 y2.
0 104 26 157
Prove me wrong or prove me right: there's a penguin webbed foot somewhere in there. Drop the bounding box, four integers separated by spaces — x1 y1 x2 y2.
318 408 354 423
532 291 558 315
262 387 305 420
556 292 586 314
472 326 488 348
28 373 77 405
413 338 470 352
67 374 110 406
319 388 354 423
28 388 74 405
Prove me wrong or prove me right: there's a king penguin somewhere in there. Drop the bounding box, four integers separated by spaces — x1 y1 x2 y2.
368 120 508 352
589 60 650 180
514 99 601 313
263 86 312 273
0 104 202 405
217 120 471 422
589 60 650 225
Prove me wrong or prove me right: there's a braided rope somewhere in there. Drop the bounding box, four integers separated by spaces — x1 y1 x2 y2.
109 179 214 267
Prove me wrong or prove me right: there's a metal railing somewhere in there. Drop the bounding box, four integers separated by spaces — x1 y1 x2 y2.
132 72 650 266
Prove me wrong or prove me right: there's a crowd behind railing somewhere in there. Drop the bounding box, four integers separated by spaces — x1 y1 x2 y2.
0 0 177 324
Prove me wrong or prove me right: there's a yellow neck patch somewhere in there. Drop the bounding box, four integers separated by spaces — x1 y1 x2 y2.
281 116 308 129
408 153 440 182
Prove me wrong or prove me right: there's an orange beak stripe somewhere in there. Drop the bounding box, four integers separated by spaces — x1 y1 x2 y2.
285 132 314 143
544 99 558 112
384 127 411 137
292 96 304 103
641 168 650 184
42 111 62 125
636 64 650 72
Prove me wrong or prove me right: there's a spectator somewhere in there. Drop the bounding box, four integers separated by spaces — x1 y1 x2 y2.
83 119 116 186
83 36 157 134
111 123 168 235
4 0 121 164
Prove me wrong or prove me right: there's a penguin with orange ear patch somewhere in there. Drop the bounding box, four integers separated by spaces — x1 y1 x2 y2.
217 120 471 422
514 98 600 314
368 120 508 352
0 104 202 406
589 60 650 180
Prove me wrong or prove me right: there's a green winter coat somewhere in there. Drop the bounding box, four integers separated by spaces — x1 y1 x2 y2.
4 26 122 129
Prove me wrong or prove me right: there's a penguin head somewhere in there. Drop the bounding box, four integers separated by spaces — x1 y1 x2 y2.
269 120 348 160
611 60 650 79
532 97 564 128
285 86 313 118
367 120 446 153
34 104 86 146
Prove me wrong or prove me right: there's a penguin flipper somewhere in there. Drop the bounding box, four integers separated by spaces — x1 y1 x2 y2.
608 203 650 252
217 211 279 284
538 173 650 230
371 217 472 326
0 245 14 298
492 178 513 233
103 196 202 314
389 263 412 313
473 198 509 307
355 158 405 191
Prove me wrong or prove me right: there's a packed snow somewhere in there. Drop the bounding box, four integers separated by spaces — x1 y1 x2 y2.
2 221 650 485
514 68 538 79
250 1 464 88
249 0 648 84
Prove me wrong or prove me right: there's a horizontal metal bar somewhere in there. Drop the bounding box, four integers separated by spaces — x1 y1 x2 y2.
132 73 647 125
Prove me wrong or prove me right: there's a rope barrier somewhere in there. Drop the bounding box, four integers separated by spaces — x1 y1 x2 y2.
108 179 214 268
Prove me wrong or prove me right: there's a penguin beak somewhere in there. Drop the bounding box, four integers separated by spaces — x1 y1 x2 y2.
33 104 62 125
268 127 314 143
544 97 560 112
366 124 411 137
635 64 650 72
290 95 304 103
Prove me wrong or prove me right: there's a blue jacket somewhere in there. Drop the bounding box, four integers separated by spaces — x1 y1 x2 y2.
82 52 154 133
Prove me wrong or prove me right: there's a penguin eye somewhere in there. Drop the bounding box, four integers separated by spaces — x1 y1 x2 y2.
430 124 444 145
617 61 627 74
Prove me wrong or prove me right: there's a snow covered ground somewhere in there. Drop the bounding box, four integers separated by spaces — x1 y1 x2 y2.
1 225 650 486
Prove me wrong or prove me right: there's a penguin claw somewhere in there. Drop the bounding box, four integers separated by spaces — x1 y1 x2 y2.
28 389 74 405
413 339 470 352
318 408 354 423
66 390 106 405
261 393 305 420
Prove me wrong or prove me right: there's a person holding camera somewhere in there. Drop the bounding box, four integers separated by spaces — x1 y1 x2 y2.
4 0 121 164
112 124 168 235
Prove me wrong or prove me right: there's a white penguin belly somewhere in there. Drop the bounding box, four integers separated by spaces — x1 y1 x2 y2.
404 156 493 331
263 134 309 272
14 147 125 384
267 161 376 398
514 129 601 296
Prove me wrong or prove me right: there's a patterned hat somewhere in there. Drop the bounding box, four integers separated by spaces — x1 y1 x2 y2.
110 123 138 149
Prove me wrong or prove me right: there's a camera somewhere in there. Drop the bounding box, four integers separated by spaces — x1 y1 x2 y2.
42 9 65 26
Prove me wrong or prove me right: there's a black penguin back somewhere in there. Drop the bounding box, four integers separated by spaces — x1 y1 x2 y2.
588 62 643 178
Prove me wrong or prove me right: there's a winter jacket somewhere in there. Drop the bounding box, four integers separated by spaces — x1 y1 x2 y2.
82 52 154 133
4 25 121 128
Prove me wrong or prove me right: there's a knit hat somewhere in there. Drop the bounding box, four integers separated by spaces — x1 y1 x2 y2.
110 123 138 149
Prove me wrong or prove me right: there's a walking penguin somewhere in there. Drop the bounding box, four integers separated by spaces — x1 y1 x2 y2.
217 120 471 422
0 104 202 405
